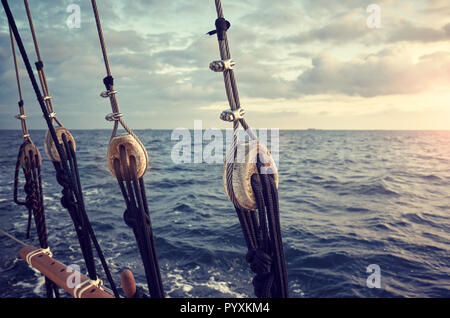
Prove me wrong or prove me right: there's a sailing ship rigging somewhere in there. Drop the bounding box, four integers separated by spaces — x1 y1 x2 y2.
0 0 289 298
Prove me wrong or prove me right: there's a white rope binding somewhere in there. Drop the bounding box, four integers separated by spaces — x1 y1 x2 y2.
73 277 103 298
25 247 52 266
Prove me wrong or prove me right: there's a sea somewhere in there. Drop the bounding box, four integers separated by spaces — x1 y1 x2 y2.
0 130 449 298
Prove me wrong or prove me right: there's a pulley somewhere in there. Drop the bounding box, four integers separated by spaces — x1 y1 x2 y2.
222 140 278 211
19 142 42 169
44 127 76 162
106 134 148 180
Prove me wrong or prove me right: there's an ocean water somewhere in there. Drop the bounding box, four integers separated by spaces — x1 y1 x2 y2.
0 130 449 298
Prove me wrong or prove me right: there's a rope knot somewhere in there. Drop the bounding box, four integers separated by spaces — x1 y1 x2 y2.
56 170 70 188
207 18 230 40
35 60 44 71
123 209 137 229
215 18 230 40
103 75 114 91
246 248 272 275
60 188 75 209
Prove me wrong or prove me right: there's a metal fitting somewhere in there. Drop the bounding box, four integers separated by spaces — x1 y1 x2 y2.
100 90 118 98
105 112 123 122
220 108 245 122
209 59 236 72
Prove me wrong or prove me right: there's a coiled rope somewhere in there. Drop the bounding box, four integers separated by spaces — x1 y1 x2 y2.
90 0 164 298
3 0 119 298
8 23 59 299
207 0 289 298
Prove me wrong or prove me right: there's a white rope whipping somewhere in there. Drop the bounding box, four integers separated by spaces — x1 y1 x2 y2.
25 247 52 266
73 277 103 298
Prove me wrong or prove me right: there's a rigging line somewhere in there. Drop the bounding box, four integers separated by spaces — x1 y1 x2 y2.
212 1 256 139
3 0 120 298
9 24 23 101
23 0 56 116
209 0 289 298
23 0 42 62
0 229 27 247
90 0 149 165
8 27 57 294
91 0 112 77
9 24 30 139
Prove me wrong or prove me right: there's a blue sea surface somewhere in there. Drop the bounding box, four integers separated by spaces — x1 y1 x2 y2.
0 130 449 297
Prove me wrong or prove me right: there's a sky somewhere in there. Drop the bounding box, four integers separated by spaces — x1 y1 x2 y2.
0 0 449 130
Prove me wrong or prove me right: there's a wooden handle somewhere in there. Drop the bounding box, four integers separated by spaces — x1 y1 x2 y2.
121 269 137 298
19 245 113 298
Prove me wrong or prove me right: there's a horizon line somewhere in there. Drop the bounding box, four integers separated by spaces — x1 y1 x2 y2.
0 129 449 131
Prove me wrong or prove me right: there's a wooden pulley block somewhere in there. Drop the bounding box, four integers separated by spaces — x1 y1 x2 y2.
222 140 278 211
20 142 42 169
107 134 148 179
44 127 76 162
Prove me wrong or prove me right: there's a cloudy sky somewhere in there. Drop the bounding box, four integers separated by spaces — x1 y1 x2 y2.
0 0 449 130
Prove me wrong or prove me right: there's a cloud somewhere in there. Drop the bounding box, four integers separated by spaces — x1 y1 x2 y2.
0 0 449 131
295 48 450 97
388 22 450 43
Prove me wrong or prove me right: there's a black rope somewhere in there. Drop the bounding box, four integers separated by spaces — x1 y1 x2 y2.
2 0 119 298
207 0 289 298
90 0 165 297
246 158 289 298
113 146 165 298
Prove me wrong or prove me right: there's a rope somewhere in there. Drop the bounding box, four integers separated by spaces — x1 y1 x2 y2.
73 277 103 298
208 0 289 298
23 0 62 127
91 0 148 168
8 20 59 298
113 147 165 297
90 0 164 297
91 0 111 77
9 25 29 140
0 229 27 247
3 0 119 298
